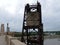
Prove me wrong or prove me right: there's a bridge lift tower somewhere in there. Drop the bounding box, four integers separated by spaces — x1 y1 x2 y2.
21 2 43 45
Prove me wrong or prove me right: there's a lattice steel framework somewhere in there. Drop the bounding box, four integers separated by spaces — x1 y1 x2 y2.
21 2 43 45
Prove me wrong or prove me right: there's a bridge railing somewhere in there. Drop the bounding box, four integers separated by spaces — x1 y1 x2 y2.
5 35 26 45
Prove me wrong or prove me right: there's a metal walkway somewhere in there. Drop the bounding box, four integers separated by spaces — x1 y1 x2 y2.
0 35 7 45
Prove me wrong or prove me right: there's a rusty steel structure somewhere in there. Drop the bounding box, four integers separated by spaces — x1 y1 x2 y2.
21 2 43 45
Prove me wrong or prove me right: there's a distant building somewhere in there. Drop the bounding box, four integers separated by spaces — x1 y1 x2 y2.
6 23 14 36
7 23 10 34
1 24 5 35
1 24 4 32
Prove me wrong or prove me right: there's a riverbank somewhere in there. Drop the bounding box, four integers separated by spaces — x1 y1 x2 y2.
44 35 60 39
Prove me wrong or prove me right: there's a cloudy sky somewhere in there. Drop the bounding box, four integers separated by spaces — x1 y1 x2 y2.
0 0 60 32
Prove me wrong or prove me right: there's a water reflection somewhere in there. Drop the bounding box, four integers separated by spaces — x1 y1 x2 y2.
44 38 60 45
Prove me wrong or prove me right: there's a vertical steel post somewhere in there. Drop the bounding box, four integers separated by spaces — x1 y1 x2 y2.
21 2 43 45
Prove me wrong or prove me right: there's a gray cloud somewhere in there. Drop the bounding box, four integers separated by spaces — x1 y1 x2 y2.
42 0 60 31
0 0 60 32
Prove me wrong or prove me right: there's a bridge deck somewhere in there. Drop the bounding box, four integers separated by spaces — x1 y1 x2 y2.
0 35 7 45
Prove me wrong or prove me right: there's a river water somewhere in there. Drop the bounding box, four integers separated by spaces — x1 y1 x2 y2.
44 38 60 45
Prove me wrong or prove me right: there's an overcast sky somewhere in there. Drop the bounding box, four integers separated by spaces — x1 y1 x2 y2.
0 0 60 32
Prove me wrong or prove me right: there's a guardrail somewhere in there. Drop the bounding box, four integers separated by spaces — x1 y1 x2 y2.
5 35 26 45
